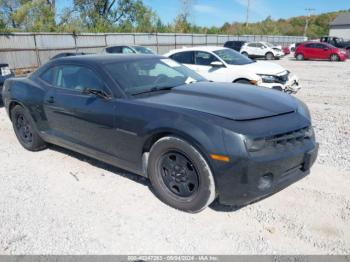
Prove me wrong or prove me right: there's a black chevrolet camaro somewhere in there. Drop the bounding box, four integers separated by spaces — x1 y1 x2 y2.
2 55 318 212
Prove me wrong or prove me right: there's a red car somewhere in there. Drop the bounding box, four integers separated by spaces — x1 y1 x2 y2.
282 47 290 55
295 42 347 61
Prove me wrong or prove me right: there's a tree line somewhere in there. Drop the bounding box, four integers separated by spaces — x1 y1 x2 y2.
0 0 348 38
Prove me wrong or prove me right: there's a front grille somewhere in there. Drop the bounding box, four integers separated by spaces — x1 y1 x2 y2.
266 126 312 148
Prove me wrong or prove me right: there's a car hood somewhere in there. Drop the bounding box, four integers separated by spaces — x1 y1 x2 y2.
135 82 298 121
239 61 286 75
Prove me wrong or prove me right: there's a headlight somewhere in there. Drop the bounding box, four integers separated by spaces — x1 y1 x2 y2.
259 75 276 83
245 138 266 152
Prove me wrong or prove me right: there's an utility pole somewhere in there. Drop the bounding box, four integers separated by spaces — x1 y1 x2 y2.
304 8 315 37
245 0 250 27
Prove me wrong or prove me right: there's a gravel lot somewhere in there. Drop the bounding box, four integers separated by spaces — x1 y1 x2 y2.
0 56 349 255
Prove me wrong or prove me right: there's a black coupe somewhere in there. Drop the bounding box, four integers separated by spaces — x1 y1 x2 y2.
2 55 318 212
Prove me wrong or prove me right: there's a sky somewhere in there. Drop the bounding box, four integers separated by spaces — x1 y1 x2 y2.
57 0 350 27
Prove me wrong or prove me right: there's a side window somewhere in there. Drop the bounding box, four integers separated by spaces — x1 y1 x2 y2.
106 46 122 53
247 43 256 47
39 67 56 85
195 51 219 66
255 43 264 48
56 65 105 92
305 43 315 48
315 44 326 49
170 51 194 64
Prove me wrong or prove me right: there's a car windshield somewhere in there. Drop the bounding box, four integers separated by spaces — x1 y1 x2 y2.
133 46 155 54
104 58 206 96
213 48 254 65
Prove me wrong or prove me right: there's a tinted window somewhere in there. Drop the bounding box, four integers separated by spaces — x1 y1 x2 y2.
315 43 327 49
247 43 256 47
39 67 56 85
170 51 194 64
305 43 316 48
195 51 219 66
56 66 104 92
106 46 122 53
255 43 264 48
104 58 205 95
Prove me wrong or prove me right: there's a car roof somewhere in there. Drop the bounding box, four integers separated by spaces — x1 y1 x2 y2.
166 46 227 55
53 54 164 65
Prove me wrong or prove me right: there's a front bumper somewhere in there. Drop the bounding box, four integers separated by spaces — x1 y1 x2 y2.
260 74 301 94
214 141 318 206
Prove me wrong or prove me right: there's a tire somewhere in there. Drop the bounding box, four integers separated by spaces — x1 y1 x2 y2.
265 52 274 60
148 136 216 213
296 53 304 61
330 54 340 62
11 105 47 151
241 52 249 57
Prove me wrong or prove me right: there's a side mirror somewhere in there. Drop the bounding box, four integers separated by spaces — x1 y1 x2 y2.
210 61 224 67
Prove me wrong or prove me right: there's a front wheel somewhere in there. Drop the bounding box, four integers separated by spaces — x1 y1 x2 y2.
11 105 47 151
296 53 304 61
330 54 340 62
148 136 216 213
265 52 275 60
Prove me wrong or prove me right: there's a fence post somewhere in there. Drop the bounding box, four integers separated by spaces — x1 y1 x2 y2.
156 32 159 54
104 33 107 47
33 33 41 67
175 33 177 49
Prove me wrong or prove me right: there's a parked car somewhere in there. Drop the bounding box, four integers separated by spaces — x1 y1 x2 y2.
164 46 301 93
240 42 284 60
51 52 89 60
295 42 347 61
103 45 155 54
2 54 318 213
282 47 291 55
320 36 350 50
224 41 247 52
0 63 14 102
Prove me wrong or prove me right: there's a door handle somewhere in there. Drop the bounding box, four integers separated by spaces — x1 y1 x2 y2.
46 96 55 104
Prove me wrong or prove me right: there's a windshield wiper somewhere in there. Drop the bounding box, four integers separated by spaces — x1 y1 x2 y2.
131 86 175 96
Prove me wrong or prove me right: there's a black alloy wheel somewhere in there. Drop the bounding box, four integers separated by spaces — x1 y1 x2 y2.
158 151 199 198
15 113 33 146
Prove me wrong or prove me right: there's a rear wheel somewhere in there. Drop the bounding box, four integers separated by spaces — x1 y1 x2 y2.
11 105 47 151
265 52 274 60
330 54 340 62
148 136 216 213
296 53 304 61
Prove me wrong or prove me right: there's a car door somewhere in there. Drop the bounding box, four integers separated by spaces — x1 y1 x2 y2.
44 64 120 157
303 44 315 58
244 43 256 56
169 51 196 70
191 51 229 82
255 43 266 56
315 43 330 59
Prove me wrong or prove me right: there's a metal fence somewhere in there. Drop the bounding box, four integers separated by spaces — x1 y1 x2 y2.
0 32 307 70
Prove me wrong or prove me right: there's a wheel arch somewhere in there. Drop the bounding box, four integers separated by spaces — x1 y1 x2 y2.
141 128 219 179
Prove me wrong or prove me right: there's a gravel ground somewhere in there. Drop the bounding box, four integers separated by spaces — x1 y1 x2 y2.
0 56 349 254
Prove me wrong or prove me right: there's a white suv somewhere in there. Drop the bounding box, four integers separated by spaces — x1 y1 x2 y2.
164 46 300 93
241 42 284 60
